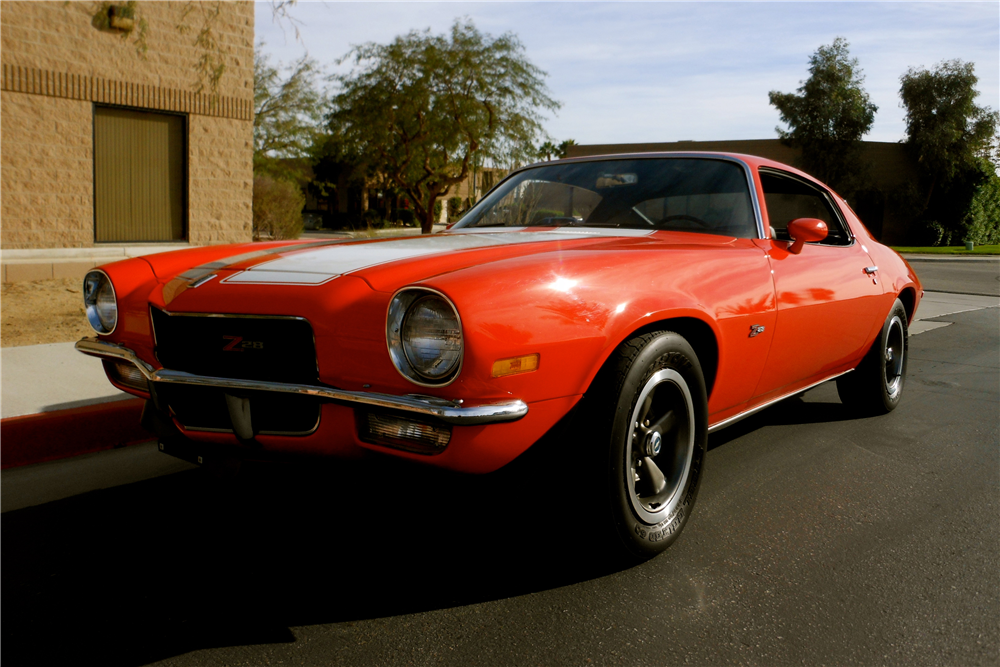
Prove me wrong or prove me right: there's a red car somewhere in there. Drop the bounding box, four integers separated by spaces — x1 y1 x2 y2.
77 153 921 558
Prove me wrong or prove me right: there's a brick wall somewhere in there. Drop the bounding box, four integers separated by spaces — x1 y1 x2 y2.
0 1 254 249
1 94 94 248
188 114 253 245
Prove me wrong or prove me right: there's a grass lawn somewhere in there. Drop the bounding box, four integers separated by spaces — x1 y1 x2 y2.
891 245 1000 256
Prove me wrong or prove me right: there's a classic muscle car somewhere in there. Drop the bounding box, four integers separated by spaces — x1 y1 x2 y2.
77 152 922 559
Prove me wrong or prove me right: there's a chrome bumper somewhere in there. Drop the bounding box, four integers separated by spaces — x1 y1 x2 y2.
75 338 528 426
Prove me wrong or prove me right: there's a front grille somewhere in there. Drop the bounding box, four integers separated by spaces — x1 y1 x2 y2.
150 308 318 385
156 384 321 436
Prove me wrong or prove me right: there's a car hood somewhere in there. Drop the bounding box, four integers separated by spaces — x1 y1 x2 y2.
147 228 739 310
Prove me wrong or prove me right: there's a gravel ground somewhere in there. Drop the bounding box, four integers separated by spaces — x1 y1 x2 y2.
1 278 92 348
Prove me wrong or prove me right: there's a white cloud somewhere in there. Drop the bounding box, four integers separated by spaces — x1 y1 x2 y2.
256 1 1000 146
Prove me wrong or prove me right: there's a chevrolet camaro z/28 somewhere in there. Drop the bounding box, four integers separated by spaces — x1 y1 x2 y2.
77 153 922 559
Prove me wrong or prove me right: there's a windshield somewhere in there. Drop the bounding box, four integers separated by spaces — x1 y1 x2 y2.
454 158 759 238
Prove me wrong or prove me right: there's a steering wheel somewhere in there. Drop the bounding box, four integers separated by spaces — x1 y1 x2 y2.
656 214 710 230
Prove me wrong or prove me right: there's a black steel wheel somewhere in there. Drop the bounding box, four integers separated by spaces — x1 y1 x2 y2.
591 331 708 560
837 298 909 415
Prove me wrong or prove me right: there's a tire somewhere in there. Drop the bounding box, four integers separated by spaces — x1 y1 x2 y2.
589 331 709 560
837 298 908 415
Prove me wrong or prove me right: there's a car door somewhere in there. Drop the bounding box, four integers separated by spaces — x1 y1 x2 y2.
751 169 884 402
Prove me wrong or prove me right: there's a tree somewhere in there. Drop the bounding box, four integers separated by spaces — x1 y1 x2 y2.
537 141 558 161
769 37 877 194
558 138 577 158
254 44 325 178
328 19 560 233
962 165 1000 245
899 59 999 213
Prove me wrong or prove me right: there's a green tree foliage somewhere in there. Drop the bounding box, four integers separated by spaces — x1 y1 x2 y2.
769 37 877 194
253 175 304 240
328 19 560 233
899 60 999 243
536 141 558 161
558 139 577 158
960 163 1000 245
254 43 325 179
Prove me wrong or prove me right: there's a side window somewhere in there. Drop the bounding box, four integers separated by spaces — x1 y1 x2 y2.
759 170 850 245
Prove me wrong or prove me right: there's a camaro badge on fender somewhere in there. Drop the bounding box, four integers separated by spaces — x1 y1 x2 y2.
749 324 766 338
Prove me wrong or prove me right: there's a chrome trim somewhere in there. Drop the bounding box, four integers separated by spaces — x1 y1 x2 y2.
75 338 525 426
189 273 217 288
864 266 879 275
707 369 853 434
153 309 311 320
386 286 464 388
451 154 767 240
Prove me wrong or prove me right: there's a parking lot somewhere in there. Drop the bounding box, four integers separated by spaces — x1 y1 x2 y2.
2 259 997 667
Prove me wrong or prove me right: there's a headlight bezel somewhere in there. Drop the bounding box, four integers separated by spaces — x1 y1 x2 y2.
386 287 464 387
83 269 118 335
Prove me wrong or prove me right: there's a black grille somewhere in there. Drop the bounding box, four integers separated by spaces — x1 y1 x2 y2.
151 308 318 384
155 385 321 436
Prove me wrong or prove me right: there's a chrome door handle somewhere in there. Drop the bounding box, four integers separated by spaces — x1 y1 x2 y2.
864 266 878 275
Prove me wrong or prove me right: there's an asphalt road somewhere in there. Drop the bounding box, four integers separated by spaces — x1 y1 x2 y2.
2 271 997 667
905 256 1000 296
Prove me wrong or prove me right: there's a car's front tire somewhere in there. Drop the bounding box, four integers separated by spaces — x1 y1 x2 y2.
590 331 708 560
837 298 908 415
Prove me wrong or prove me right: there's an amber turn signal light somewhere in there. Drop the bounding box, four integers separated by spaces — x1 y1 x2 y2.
492 354 540 378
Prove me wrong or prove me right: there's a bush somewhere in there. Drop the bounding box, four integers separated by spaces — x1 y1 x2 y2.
391 208 416 227
448 196 464 222
361 209 384 227
962 172 1000 245
253 175 304 240
433 200 443 223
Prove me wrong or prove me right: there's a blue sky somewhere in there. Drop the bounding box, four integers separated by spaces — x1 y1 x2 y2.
255 2 1000 147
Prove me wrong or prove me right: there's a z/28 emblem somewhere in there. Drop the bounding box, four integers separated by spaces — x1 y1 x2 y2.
222 335 264 352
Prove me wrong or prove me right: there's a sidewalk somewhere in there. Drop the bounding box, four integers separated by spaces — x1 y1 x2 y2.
1 342 150 469
1 228 449 283
1 243 195 283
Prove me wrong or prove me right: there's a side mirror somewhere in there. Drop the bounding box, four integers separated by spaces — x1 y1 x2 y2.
786 218 828 254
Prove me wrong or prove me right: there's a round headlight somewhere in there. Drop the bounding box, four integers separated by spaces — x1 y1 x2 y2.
83 270 118 334
387 289 463 386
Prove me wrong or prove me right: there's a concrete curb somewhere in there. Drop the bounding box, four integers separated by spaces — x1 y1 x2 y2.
0 398 150 469
901 254 1000 262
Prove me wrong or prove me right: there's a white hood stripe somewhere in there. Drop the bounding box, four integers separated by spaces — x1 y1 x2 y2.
219 230 652 285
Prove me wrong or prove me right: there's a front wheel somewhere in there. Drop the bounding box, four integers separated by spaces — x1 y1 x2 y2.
592 331 708 560
837 298 908 415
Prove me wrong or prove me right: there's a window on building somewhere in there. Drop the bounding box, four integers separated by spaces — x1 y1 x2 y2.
94 107 186 242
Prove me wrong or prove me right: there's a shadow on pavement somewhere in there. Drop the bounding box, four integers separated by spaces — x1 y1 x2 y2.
2 390 863 666
1 454 628 667
708 394 856 451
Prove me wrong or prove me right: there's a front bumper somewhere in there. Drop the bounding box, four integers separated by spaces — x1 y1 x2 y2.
75 338 528 426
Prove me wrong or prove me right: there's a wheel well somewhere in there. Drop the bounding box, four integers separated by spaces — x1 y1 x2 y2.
897 287 916 323
631 317 719 399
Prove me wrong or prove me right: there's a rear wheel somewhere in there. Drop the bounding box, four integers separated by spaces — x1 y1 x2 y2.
590 331 708 560
837 298 908 415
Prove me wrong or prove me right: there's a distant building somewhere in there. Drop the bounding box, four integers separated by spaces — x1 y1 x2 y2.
1 1 254 253
567 139 920 244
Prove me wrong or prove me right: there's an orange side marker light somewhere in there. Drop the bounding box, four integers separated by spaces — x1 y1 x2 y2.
491 354 540 378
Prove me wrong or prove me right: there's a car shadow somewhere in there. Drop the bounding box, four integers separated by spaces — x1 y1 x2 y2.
1 454 630 667
708 393 857 451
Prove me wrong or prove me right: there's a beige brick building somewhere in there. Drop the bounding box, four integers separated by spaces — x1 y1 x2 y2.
1 1 254 275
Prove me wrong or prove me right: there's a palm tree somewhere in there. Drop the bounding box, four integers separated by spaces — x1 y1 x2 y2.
537 141 558 161
558 139 577 158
